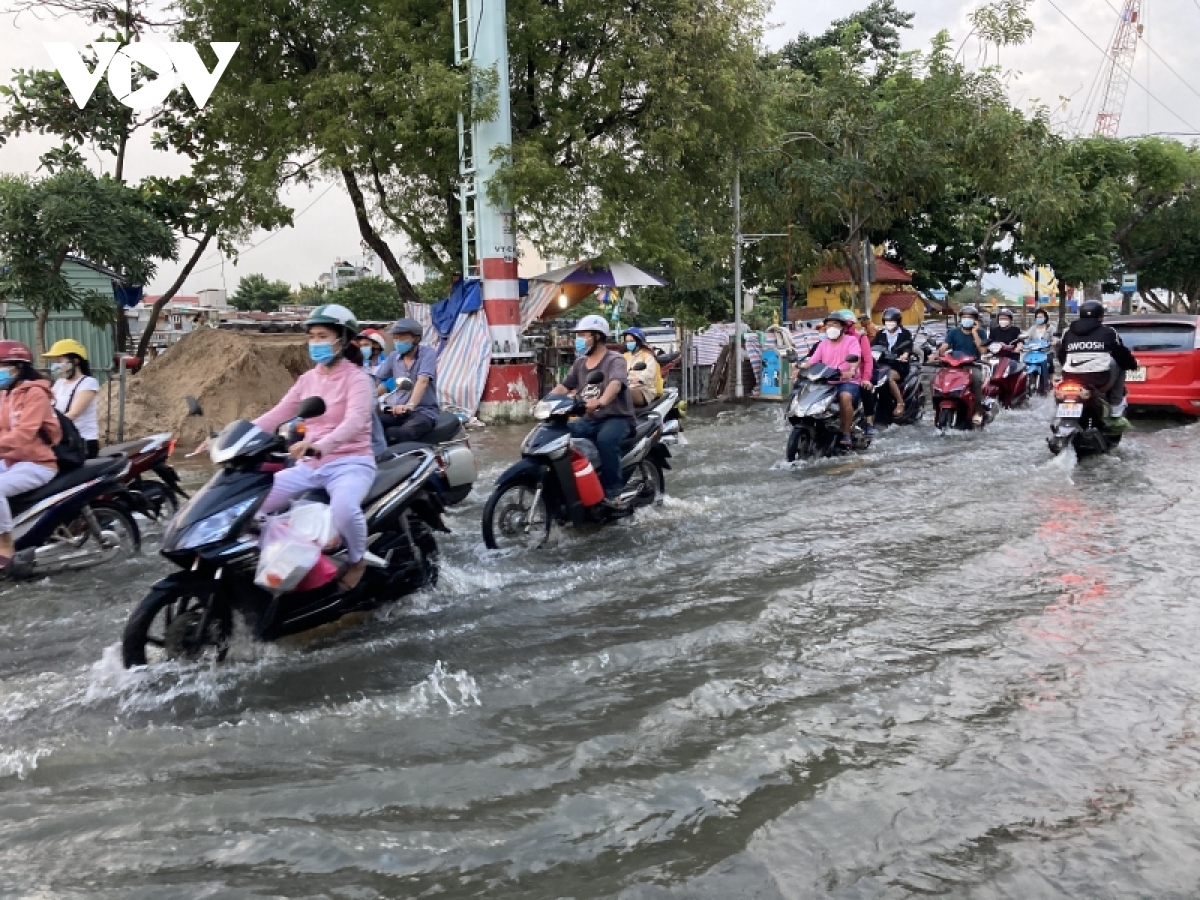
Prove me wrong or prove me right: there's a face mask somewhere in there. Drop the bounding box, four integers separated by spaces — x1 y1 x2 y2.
574 336 589 355
625 341 637 353
961 318 975 329
50 362 69 379
998 319 1011 329
1036 317 1047 325
308 341 336 365
361 347 373 361
0 370 15 390
885 321 898 332
395 341 414 355
825 326 842 340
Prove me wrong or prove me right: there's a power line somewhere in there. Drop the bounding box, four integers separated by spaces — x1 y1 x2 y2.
189 182 337 276
1095 0 1200 106
1043 0 1199 132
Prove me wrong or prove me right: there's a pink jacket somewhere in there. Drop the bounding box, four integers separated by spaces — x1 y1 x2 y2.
809 334 873 383
253 359 375 465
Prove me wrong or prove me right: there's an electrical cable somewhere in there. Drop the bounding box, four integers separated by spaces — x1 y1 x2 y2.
1094 0 1200 106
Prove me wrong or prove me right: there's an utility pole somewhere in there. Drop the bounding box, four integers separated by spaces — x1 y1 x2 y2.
733 158 743 400
861 235 872 317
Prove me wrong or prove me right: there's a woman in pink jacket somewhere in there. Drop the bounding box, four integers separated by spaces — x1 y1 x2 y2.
253 305 376 591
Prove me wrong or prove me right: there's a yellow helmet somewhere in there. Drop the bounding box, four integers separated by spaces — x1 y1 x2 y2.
45 339 88 360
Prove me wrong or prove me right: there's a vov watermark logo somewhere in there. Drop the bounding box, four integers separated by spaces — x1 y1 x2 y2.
43 42 239 111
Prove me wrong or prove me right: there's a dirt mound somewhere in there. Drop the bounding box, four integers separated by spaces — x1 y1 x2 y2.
99 329 310 447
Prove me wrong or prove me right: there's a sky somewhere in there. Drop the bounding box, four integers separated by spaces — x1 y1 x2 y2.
2 0 1199 299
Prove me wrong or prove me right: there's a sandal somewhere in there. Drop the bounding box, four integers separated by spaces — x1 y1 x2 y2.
894 400 905 415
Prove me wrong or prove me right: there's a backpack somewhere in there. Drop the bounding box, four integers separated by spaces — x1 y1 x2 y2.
41 408 87 471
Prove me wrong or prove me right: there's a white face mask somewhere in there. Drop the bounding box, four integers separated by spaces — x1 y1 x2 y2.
961 318 975 328
825 326 842 340
998 318 1012 329
885 321 898 331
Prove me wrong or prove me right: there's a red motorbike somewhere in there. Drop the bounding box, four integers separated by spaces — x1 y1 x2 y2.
100 432 189 522
931 353 996 431
983 342 1030 409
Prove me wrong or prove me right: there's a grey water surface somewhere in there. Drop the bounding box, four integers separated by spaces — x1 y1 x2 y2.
3 401 1200 898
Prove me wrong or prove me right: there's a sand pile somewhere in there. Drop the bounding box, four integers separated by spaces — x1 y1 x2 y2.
99 329 311 447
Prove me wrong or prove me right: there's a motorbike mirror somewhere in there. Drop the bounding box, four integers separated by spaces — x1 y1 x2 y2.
632 361 647 371
586 370 605 385
185 395 204 417
296 397 327 419
394 376 414 393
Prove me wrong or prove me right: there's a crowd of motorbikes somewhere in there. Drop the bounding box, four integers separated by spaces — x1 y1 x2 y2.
5 324 1120 672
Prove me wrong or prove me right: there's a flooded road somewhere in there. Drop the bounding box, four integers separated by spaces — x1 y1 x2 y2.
4 401 1200 897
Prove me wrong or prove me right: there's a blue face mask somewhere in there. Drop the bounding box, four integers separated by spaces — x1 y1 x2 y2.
362 347 373 361
395 341 414 355
574 337 589 355
0 370 15 390
308 341 336 365
625 341 637 352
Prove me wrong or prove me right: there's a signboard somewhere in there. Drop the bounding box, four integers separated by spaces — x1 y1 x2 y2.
1121 273 1138 293
929 288 948 301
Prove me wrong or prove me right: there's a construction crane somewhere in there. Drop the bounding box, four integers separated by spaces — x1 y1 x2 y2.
1093 0 1145 137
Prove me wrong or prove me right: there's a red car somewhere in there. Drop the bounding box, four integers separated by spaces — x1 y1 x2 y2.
1107 314 1200 416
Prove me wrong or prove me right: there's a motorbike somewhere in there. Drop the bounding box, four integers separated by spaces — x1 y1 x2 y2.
377 408 477 505
931 353 997 432
868 347 925 427
1023 338 1053 397
6 455 141 579
1047 375 1124 458
481 370 672 550
982 343 1030 409
120 395 446 668
785 362 872 460
100 432 189 521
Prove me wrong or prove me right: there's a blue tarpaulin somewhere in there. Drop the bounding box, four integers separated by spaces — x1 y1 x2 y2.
430 280 483 338
113 284 144 308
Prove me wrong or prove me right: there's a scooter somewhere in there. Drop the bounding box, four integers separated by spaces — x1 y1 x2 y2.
481 370 671 551
983 343 1030 409
869 348 925 427
1023 338 1053 397
6 456 141 579
1047 376 1124 458
931 353 997 431
101 432 188 521
120 395 446 668
785 362 872 460
377 408 477 506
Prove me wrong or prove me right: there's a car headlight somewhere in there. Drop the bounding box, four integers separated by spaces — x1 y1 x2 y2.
175 497 257 550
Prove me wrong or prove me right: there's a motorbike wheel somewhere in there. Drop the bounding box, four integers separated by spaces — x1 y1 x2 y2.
122 582 231 668
140 481 180 522
412 519 440 587
628 459 665 508
935 407 952 431
482 479 551 551
75 501 141 565
785 428 814 462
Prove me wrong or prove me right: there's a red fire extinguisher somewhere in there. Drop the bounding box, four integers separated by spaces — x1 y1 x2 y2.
570 448 604 507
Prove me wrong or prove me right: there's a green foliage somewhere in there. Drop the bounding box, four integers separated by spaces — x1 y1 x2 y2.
291 282 328 305
230 273 291 313
783 1 914 73
0 168 176 352
331 277 406 322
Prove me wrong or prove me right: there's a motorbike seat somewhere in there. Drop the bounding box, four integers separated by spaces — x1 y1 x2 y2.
300 454 423 507
100 437 151 457
634 396 664 417
9 457 127 515
621 417 660 450
428 411 464 443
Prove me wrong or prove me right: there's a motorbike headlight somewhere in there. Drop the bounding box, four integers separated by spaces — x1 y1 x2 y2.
533 400 556 420
175 497 257 551
802 396 833 417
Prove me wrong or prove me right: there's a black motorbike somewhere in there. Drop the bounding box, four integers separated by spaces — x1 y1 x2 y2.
868 347 925 427
121 396 446 668
6 456 141 578
482 370 672 550
785 362 872 461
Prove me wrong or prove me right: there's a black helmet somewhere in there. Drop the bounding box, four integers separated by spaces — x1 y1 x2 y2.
997 307 1014 320
960 304 980 318
881 307 903 324
1080 300 1104 320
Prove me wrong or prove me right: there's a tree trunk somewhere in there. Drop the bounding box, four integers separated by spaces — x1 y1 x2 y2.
340 167 421 305
35 309 48 361
135 228 214 361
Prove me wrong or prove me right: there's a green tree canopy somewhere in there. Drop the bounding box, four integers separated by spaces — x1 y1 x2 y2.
331 277 405 323
229 273 291 313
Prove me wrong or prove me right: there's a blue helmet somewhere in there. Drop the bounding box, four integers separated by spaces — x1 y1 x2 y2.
621 326 648 348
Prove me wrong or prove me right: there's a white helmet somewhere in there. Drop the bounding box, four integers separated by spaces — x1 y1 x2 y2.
573 314 611 338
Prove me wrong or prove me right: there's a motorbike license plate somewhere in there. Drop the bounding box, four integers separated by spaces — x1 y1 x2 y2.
1126 367 1147 382
1058 401 1083 418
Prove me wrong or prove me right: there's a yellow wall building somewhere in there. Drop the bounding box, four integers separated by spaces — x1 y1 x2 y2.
797 256 926 327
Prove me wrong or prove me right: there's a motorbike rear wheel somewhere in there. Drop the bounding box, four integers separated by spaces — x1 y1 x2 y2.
140 481 180 522
935 407 952 431
482 479 551 551
628 459 664 507
122 581 231 668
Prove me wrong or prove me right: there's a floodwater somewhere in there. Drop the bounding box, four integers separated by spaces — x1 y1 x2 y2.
4 400 1200 898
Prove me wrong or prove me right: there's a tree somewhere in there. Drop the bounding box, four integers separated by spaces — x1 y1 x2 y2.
331 277 405 322
291 282 327 306
229 273 290 313
0 168 176 355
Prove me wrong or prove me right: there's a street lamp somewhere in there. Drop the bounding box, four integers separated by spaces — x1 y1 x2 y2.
732 133 809 400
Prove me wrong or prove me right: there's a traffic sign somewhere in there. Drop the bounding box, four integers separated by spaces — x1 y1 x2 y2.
1121 273 1138 293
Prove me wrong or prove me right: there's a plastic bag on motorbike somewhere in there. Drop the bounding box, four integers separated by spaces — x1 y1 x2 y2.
254 503 334 593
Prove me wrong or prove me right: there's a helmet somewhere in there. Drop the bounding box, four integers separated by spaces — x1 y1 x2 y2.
357 329 386 348
1080 300 1105 320
45 339 88 360
0 341 33 365
621 326 647 347
997 307 1014 320
573 314 611 338
390 317 424 339
823 312 846 327
306 303 358 336
881 307 903 324
834 309 857 325
960 305 980 318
